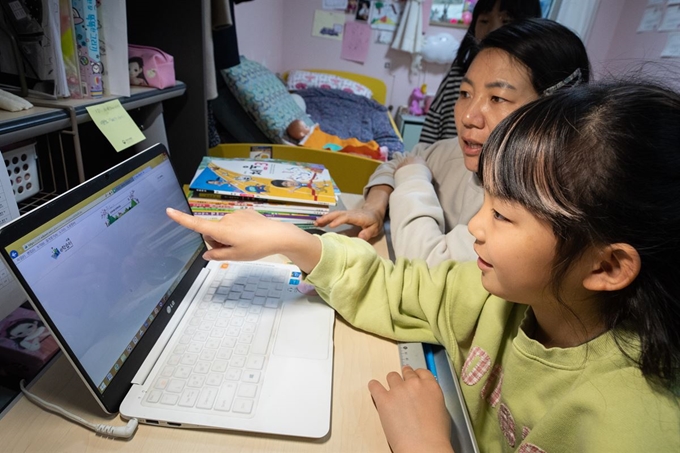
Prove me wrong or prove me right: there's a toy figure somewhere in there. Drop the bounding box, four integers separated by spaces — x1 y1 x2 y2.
128 56 148 86
286 119 387 161
408 85 426 116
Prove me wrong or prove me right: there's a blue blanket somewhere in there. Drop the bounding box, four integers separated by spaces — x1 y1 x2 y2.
296 88 404 158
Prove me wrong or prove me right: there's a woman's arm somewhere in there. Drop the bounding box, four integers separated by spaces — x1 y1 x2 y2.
390 163 478 265
315 142 435 240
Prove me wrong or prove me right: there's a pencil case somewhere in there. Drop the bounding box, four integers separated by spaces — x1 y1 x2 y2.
128 44 176 89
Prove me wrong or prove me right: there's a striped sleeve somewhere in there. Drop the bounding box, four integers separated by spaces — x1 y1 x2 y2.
419 63 464 145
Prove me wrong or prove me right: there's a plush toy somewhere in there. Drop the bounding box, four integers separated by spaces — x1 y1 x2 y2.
408 84 427 115
287 119 388 161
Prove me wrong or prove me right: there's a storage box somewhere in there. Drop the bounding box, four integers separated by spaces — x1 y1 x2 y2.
2 142 40 202
0 306 59 380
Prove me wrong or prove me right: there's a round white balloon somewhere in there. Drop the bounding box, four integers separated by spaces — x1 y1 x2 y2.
421 33 460 64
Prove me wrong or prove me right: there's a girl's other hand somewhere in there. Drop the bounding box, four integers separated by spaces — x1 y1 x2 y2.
368 365 453 453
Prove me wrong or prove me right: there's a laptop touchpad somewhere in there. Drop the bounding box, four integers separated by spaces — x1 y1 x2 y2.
273 299 331 360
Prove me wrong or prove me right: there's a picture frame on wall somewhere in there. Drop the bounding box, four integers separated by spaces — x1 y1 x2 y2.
356 0 370 21
429 0 472 28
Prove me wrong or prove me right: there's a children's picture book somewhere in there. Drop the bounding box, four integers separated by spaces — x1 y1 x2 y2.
72 0 103 98
189 157 338 206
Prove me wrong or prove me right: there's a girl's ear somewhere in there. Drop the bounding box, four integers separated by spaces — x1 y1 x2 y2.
583 244 641 292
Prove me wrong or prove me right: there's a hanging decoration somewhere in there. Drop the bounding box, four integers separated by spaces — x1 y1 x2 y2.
391 0 424 77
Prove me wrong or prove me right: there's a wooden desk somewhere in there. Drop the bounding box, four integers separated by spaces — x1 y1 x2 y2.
0 194 400 452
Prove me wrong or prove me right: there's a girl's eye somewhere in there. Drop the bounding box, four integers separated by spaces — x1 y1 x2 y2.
458 89 471 99
491 96 507 104
492 209 508 221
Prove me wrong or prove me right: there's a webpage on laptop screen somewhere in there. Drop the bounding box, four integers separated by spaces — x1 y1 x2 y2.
5 155 204 390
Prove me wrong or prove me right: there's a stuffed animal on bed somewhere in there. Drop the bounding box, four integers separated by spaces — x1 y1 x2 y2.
286 119 388 161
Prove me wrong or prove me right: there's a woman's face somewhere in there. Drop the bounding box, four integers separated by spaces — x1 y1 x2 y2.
454 48 538 172
474 2 513 40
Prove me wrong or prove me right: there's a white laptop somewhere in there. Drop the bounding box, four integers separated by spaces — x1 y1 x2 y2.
0 143 335 438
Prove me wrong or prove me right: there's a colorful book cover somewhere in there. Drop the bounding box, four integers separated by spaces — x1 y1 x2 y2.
189 158 338 206
60 0 83 98
72 0 103 98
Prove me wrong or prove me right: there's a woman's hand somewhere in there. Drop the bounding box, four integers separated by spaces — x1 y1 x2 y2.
368 366 453 453
166 208 322 273
314 207 384 241
315 184 393 241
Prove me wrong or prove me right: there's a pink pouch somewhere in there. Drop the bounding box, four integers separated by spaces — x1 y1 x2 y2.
128 44 176 89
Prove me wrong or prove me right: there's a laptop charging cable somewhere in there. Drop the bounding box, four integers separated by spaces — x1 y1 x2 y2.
19 379 139 439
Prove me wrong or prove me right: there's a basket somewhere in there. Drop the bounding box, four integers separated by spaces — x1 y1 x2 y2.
3 142 40 202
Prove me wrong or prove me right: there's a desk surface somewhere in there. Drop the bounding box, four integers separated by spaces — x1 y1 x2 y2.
0 193 400 452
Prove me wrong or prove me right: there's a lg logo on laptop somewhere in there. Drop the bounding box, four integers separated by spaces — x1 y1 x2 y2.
166 300 176 314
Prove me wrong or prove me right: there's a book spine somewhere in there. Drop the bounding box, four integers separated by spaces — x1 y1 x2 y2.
187 200 329 215
60 0 83 98
191 188 335 207
72 0 103 98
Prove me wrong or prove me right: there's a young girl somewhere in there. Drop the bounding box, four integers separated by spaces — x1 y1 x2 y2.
315 18 591 266
167 80 680 451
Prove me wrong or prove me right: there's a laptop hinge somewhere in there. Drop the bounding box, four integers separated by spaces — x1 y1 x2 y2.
131 266 212 385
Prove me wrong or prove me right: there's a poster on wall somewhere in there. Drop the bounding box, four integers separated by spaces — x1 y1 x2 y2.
659 4 680 32
661 32 680 57
368 0 403 31
323 0 348 10
341 21 371 63
356 0 370 21
638 6 663 32
312 10 346 40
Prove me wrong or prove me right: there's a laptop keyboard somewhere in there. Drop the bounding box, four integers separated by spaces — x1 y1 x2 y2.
143 262 298 417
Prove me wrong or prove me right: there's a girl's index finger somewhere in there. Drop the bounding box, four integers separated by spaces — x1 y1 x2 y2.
166 207 215 236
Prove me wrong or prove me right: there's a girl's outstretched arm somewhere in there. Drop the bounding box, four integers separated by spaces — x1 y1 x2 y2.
369 365 453 453
165 208 322 274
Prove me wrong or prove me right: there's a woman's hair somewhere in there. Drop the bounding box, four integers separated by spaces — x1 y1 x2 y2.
464 18 591 96
455 0 542 70
478 80 680 390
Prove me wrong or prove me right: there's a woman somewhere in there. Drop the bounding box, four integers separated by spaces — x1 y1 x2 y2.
315 18 591 266
420 0 542 143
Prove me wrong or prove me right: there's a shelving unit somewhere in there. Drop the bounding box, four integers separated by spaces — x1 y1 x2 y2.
1 83 186 211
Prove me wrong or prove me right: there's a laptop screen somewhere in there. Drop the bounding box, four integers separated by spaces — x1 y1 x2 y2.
1 145 206 402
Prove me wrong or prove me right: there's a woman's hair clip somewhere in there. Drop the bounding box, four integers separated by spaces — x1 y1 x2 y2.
542 68 583 96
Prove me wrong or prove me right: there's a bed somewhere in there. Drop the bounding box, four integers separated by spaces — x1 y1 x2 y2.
212 58 403 160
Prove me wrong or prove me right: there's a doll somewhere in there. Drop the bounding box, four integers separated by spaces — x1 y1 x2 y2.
286 119 387 161
408 85 426 115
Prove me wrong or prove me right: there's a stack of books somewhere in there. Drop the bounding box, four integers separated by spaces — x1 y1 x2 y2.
187 157 338 226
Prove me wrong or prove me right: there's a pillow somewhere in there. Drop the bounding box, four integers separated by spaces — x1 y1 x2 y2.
221 57 312 143
286 70 373 99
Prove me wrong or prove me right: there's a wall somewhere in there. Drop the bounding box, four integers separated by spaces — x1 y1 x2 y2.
234 0 464 109
594 0 680 89
233 0 680 108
